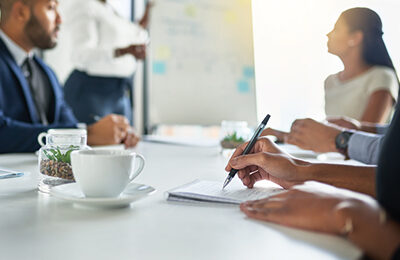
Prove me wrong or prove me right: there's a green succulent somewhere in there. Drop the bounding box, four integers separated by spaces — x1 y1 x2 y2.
223 132 245 143
43 145 79 164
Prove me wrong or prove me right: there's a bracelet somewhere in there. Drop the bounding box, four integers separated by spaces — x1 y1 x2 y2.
379 208 387 225
340 217 354 237
340 208 387 237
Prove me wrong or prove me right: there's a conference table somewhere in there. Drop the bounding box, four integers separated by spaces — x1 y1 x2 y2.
0 141 363 260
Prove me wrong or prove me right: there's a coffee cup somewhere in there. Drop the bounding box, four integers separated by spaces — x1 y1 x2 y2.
71 150 145 197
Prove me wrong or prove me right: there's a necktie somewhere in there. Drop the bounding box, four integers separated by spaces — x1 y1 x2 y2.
21 57 49 125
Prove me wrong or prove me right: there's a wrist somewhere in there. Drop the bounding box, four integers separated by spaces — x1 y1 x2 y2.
295 160 314 182
114 48 124 57
333 200 356 237
336 202 400 260
335 131 354 156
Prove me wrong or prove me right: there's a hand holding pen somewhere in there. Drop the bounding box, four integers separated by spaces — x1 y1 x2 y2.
223 115 270 189
224 132 303 190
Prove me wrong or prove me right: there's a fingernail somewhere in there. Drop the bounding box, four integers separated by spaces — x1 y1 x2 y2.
245 206 256 212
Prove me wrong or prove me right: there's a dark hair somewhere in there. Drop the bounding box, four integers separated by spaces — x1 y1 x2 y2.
340 8 396 72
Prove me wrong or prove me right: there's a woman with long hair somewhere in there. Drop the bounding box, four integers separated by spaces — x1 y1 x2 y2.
325 7 398 123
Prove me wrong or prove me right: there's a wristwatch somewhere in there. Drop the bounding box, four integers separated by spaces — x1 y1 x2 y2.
335 131 354 155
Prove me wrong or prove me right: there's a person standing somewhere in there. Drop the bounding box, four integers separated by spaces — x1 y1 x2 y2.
63 0 152 124
0 0 139 153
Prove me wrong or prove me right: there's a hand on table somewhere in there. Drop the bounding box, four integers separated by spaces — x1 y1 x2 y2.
225 137 307 189
285 118 343 153
240 181 377 235
123 128 140 148
261 127 288 143
326 116 361 131
87 114 139 148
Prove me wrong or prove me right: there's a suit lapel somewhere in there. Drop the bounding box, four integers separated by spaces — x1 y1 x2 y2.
0 38 40 123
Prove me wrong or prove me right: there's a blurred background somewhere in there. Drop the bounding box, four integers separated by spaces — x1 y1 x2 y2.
44 0 400 138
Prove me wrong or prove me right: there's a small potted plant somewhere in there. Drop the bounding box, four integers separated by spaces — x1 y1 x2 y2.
220 132 246 149
39 145 79 180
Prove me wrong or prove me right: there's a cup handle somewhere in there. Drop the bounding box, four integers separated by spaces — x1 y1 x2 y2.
129 154 145 182
37 132 47 147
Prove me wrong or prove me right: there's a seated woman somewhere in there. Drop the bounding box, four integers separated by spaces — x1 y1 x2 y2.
324 7 398 123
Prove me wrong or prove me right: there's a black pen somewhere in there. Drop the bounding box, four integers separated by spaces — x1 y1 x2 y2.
222 114 271 189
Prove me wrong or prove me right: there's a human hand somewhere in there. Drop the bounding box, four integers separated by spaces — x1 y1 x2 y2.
240 181 377 235
285 118 343 153
123 128 140 148
242 181 400 260
225 137 306 189
139 1 154 28
87 114 130 146
326 116 361 130
260 128 288 143
115 44 146 59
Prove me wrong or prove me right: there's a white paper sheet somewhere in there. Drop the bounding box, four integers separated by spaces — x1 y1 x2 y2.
166 180 283 204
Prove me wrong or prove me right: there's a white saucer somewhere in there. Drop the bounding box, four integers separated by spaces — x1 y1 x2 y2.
50 182 156 208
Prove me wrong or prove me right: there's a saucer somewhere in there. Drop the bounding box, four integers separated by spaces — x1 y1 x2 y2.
50 182 156 208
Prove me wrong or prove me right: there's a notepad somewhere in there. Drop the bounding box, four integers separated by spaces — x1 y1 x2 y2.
166 180 283 204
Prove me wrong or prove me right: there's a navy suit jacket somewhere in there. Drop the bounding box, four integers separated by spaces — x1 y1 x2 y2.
0 38 78 153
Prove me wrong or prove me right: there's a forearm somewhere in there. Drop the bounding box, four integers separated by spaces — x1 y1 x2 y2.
360 122 388 134
348 132 383 165
360 123 379 133
299 164 376 196
340 205 400 260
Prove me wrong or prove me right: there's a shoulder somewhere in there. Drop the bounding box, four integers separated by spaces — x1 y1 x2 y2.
324 72 339 90
365 66 399 97
368 66 398 82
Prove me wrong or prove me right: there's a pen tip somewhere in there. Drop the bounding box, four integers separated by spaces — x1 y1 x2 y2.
222 178 230 190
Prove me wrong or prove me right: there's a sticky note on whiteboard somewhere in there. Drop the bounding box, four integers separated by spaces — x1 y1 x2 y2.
224 10 237 24
237 80 250 93
243 66 255 78
184 4 197 17
153 61 166 75
156 46 171 60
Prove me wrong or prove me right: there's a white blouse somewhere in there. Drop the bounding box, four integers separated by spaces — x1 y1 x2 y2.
63 0 149 78
324 66 399 121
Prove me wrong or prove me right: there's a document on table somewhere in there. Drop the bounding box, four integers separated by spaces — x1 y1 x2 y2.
142 135 219 147
166 180 283 204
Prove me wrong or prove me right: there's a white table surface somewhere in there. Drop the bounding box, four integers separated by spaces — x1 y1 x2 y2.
0 142 362 260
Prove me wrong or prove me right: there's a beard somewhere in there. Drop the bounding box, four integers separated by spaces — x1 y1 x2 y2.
24 12 59 50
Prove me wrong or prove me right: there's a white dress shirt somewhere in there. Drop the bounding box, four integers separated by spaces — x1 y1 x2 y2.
62 0 149 78
0 29 33 66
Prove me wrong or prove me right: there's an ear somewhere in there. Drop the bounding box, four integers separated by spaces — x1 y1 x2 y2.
349 31 363 47
11 1 31 23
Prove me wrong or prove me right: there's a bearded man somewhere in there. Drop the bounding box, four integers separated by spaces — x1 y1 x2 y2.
0 0 139 152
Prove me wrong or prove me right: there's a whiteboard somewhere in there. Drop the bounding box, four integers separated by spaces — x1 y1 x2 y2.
148 0 257 126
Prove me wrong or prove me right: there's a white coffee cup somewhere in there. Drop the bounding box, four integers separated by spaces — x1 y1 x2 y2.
71 150 145 197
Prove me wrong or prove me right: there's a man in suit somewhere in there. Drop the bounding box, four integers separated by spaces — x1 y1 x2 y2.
0 0 139 153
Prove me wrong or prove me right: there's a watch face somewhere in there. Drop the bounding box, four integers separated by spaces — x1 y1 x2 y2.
335 132 352 150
